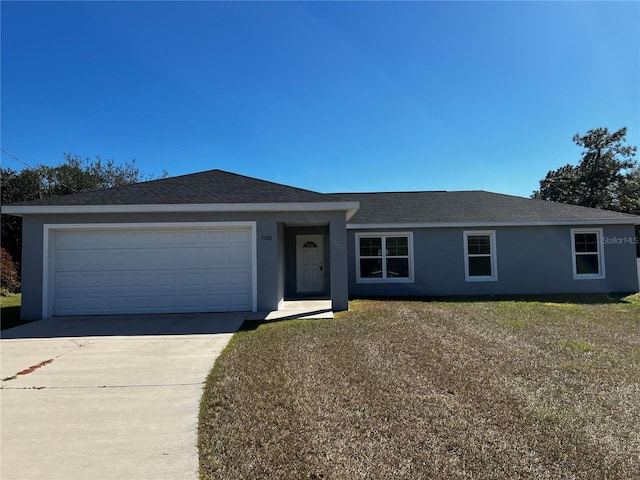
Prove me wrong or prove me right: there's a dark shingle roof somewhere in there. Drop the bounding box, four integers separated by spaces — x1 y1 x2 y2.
6 168 639 225
337 191 640 224
11 169 348 206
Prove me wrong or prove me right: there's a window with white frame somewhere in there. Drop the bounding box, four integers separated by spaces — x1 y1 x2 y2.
463 231 497 281
571 228 605 279
356 233 414 283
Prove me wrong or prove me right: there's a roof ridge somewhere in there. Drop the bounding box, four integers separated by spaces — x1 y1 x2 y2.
5 168 350 207
150 168 349 199
216 169 327 196
330 190 451 195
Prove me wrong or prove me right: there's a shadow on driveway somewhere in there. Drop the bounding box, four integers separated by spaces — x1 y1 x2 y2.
1 312 248 339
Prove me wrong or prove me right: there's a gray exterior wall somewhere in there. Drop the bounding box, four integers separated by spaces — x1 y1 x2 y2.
21 217 46 321
329 215 349 311
277 222 286 306
347 224 639 297
19 209 637 321
19 210 351 320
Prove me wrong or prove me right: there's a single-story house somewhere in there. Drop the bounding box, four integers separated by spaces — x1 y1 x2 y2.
3 169 639 320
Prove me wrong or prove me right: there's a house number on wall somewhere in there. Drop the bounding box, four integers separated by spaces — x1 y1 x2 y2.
261 235 273 241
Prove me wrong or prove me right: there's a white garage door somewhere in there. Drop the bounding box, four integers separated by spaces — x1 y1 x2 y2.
52 226 254 316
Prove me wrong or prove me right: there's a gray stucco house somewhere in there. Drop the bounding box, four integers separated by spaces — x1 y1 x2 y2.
3 169 639 320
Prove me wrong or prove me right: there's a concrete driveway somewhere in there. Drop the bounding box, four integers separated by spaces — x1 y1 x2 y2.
0 313 245 480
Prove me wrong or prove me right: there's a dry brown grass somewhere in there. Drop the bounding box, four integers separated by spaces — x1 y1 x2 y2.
199 298 640 479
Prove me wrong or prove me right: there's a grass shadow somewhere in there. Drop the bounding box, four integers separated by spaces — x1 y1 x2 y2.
350 292 639 305
0 306 36 331
238 320 267 332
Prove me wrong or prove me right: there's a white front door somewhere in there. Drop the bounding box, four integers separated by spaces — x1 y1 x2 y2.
296 234 325 293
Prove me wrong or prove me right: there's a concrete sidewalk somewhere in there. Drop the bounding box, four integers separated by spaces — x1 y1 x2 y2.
0 313 245 480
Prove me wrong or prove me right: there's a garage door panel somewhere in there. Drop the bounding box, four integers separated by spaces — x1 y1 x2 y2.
56 229 253 250
57 231 151 249
56 271 135 289
195 250 237 268
203 230 229 244
201 292 251 308
181 270 252 286
57 247 160 268
56 283 251 297
55 286 253 315
179 231 205 244
57 269 251 289
225 292 252 305
227 230 251 243
182 271 222 286
57 248 246 271
227 248 252 267
52 226 254 315
88 292 249 313
227 271 251 285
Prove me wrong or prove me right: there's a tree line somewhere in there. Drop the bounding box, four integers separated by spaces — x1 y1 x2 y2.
1 154 166 292
532 127 639 215
532 127 639 258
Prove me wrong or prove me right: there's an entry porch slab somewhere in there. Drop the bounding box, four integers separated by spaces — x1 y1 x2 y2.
246 300 334 321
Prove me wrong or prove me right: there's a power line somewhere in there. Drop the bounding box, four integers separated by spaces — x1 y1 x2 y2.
0 148 38 170
0 149 78 194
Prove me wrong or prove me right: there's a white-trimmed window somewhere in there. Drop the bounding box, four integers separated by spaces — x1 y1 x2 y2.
463 231 497 281
571 228 605 279
356 232 414 283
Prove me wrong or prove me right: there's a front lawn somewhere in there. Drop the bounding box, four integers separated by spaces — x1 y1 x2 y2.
199 297 640 479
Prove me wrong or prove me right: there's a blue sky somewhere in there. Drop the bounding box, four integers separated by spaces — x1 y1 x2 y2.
2 1 638 197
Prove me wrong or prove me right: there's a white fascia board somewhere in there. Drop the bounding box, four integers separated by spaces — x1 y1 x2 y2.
347 219 640 229
43 221 256 230
3 201 360 216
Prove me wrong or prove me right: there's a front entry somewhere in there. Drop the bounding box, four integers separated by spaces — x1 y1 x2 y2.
296 234 325 294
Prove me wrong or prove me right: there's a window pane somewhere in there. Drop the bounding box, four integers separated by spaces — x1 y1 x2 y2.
360 258 383 278
576 254 599 275
468 235 491 255
387 258 409 278
468 256 492 277
360 237 382 257
574 233 598 253
386 236 409 256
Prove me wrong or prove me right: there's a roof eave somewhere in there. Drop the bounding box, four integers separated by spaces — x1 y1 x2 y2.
347 219 640 229
2 201 361 216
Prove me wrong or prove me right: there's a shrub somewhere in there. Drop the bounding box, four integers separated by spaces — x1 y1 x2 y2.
1 247 20 293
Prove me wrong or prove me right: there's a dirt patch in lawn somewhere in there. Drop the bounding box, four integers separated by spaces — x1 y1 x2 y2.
199 299 640 480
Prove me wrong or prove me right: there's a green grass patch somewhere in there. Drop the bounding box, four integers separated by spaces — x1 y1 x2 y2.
622 292 640 304
199 299 640 480
560 339 601 354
